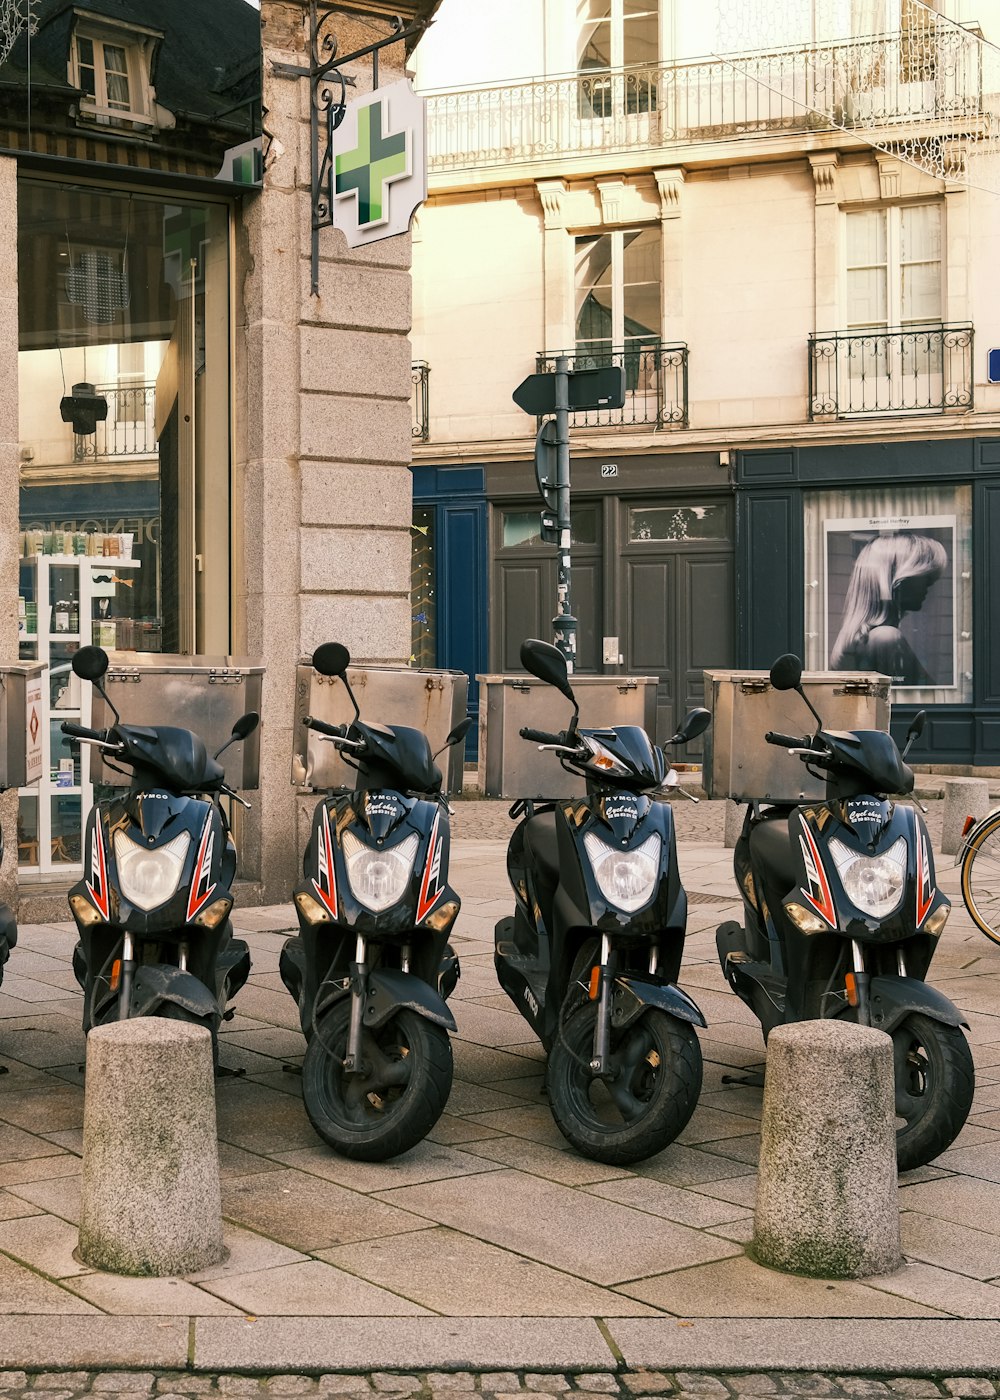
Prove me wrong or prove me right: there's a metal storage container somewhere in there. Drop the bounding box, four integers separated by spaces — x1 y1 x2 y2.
0 662 46 790
477 673 659 799
90 655 264 789
702 668 891 803
291 663 469 796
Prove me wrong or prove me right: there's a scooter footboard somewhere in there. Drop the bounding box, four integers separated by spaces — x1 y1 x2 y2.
363 967 458 1033
129 965 220 1021
612 974 707 1032
867 975 969 1036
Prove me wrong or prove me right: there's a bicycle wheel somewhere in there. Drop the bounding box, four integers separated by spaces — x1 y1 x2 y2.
960 811 1000 946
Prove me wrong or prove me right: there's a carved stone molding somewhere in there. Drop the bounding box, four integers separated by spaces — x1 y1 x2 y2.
536 178 567 229
809 153 840 205
597 178 626 225
653 167 685 219
876 153 902 201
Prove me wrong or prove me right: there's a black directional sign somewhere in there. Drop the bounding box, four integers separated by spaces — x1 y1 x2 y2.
513 364 626 415
534 419 558 510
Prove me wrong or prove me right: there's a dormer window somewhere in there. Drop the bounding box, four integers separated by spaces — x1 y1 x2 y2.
69 12 161 132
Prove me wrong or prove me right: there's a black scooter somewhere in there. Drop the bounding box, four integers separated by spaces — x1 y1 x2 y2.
716 652 974 1170
280 642 470 1161
494 639 711 1166
62 646 257 1053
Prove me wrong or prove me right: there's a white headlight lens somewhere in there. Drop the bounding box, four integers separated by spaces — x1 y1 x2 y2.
583 832 661 912
342 830 419 913
113 830 191 912
829 836 907 918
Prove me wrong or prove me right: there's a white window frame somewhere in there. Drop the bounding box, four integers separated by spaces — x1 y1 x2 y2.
575 225 661 354
69 12 160 129
843 202 943 332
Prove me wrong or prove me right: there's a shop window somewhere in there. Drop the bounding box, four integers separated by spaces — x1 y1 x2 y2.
803 484 972 705
628 502 729 542
411 507 436 668
501 506 599 549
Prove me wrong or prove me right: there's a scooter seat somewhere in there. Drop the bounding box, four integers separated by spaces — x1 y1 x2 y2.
748 813 799 895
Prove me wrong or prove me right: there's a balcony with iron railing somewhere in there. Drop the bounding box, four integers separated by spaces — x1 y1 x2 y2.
73 383 157 462
424 28 988 174
536 341 688 429
412 361 430 441
808 323 974 418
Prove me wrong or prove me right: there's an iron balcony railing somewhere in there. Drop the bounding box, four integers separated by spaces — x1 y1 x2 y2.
425 30 986 173
412 361 430 441
73 383 157 462
808 323 974 418
537 342 688 429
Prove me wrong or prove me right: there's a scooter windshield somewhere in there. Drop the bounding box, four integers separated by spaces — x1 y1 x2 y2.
822 728 913 796
117 724 225 794
358 722 441 794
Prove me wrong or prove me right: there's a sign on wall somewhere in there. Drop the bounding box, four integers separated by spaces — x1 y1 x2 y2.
332 79 426 248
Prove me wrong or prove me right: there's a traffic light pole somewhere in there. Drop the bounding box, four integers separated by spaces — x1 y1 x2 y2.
552 356 577 673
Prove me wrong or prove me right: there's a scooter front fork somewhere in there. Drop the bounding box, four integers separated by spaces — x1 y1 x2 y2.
344 934 368 1075
850 939 872 1027
117 931 136 1020
590 934 615 1078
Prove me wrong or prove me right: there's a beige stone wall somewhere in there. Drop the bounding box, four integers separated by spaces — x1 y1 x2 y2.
238 3 416 898
0 157 17 911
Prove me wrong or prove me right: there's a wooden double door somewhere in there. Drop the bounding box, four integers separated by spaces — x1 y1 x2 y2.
493 495 734 748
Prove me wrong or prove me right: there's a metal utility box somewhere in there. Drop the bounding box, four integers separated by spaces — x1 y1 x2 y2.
0 662 46 790
478 673 659 799
703 669 891 803
290 663 469 796
90 655 264 789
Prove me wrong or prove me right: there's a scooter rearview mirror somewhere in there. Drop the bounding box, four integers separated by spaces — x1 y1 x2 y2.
72 645 109 682
214 711 260 760
769 653 803 691
312 642 350 678
520 639 577 706
902 709 926 757
433 715 473 761
669 706 711 746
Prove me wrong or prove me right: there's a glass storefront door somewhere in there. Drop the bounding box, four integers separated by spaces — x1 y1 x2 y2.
16 178 232 876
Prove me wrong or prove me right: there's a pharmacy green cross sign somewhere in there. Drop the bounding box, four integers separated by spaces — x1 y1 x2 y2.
332 80 427 248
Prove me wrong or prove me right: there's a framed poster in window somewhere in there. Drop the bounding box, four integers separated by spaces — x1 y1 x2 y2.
825 515 956 690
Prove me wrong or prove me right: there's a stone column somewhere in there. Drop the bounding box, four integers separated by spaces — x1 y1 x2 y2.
536 179 571 351
654 167 685 343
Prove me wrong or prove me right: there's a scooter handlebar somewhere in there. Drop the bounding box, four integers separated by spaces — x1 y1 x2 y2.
520 727 566 745
61 720 111 744
303 716 347 739
765 731 806 749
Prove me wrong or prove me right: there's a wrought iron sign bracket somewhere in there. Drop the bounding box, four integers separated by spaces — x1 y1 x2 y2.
271 1 428 293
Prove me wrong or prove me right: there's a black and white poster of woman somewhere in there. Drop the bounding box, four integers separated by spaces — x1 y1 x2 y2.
825 515 956 689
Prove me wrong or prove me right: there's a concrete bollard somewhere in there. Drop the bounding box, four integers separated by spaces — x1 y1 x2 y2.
79 1018 226 1276
723 798 744 849
941 776 991 856
753 1020 901 1279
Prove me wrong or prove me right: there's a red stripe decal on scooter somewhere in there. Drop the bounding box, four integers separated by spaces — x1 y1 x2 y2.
914 815 935 928
186 813 218 922
86 820 110 922
311 804 338 919
798 818 836 927
416 812 445 923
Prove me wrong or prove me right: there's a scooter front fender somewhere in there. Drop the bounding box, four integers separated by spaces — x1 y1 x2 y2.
363 967 458 1033
129 965 220 1021
866 975 968 1036
611 973 707 1031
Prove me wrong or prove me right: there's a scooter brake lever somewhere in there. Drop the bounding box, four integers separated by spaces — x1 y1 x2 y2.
221 785 252 810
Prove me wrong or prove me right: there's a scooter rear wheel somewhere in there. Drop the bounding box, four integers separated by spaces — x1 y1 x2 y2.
302 1001 453 1161
892 1011 974 1172
547 1005 702 1165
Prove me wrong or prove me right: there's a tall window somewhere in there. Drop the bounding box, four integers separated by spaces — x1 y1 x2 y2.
71 26 153 127
576 227 660 386
846 204 942 330
578 0 658 116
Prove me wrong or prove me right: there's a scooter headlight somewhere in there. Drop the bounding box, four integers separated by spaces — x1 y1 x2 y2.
113 830 191 912
583 832 661 913
829 836 907 918
342 830 419 913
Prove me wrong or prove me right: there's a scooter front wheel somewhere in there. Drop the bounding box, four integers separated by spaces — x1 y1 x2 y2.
302 1001 453 1161
547 1005 702 1166
892 1012 974 1172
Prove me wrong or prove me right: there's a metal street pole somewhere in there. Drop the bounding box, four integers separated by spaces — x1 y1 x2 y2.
552 355 577 673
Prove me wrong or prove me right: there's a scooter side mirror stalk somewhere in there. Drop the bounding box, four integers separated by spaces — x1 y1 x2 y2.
770 653 824 735
214 711 260 760
902 710 926 759
433 716 473 761
71 645 121 723
312 641 360 722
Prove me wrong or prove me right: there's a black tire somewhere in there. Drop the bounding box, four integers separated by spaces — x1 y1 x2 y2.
547 1004 702 1166
960 812 1000 946
302 1001 453 1161
893 1012 974 1172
